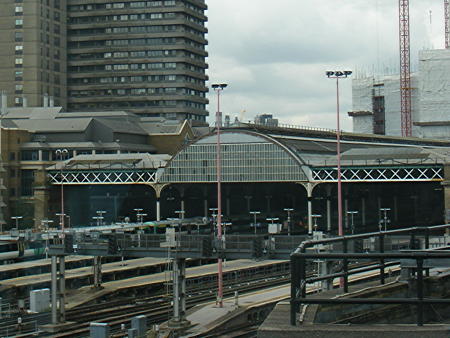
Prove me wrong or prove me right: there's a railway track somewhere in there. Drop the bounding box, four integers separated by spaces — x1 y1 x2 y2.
51 260 396 337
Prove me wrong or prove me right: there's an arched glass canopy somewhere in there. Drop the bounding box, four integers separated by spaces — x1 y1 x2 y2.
160 131 308 183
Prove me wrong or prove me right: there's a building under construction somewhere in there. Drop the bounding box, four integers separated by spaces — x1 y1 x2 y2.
349 48 450 140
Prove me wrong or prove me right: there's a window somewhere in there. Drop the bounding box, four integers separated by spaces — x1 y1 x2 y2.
15 70 23 80
113 2 125 8
14 31 23 42
21 150 39 161
164 0 176 5
15 58 23 65
15 19 23 27
15 84 23 92
130 2 145 8
9 152 16 160
14 97 22 105
15 45 23 55
20 169 35 196
15 6 23 13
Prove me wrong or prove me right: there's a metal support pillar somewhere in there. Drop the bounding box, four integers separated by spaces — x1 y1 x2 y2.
51 256 57 324
361 196 366 226
180 199 185 218
307 184 313 235
344 196 348 230
156 198 161 222
326 186 332 232
394 195 398 222
59 256 65 322
170 258 189 327
299 182 317 235
51 255 66 325
93 256 102 288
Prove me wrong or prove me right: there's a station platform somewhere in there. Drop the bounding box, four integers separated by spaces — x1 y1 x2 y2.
0 257 171 299
65 259 288 308
157 283 290 337
0 255 95 280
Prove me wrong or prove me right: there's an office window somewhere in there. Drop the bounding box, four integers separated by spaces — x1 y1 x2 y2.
15 6 23 13
15 19 23 27
14 31 23 42
130 2 145 8
15 45 23 54
20 169 35 196
15 70 23 80
164 0 176 5
15 58 23 65
15 84 23 92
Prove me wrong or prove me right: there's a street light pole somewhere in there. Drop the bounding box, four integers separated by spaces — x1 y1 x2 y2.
212 83 227 307
380 208 391 232
283 208 294 235
326 71 352 237
250 211 261 235
347 210 358 234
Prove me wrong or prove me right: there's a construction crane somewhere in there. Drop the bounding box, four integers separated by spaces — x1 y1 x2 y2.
445 0 449 48
399 0 412 137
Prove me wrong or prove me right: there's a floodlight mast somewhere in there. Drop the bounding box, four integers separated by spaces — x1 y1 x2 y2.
326 70 352 238
212 82 227 308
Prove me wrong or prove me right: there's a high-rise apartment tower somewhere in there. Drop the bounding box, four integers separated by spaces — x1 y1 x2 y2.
0 0 67 108
0 0 209 122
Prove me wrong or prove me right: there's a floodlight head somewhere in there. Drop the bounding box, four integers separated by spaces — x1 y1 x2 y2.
212 83 228 90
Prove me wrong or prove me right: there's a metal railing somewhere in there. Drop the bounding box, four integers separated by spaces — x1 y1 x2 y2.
290 224 450 327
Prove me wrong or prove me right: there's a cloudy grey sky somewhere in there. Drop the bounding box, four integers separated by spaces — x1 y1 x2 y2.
205 0 445 130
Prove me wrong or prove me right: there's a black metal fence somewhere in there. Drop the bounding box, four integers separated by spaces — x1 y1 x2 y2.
290 224 450 326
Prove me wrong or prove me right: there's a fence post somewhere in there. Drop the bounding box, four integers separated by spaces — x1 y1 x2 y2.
343 238 348 293
417 258 424 326
379 234 385 285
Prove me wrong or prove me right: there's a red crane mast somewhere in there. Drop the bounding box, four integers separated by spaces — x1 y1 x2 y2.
445 0 449 48
399 0 412 137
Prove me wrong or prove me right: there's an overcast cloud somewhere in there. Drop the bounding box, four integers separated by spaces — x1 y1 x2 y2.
205 0 445 130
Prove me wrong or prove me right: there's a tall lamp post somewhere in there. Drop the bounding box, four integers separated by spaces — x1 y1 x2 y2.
347 210 358 234
380 208 391 232
56 149 69 233
326 71 352 237
283 208 294 235
212 83 227 307
250 211 261 235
